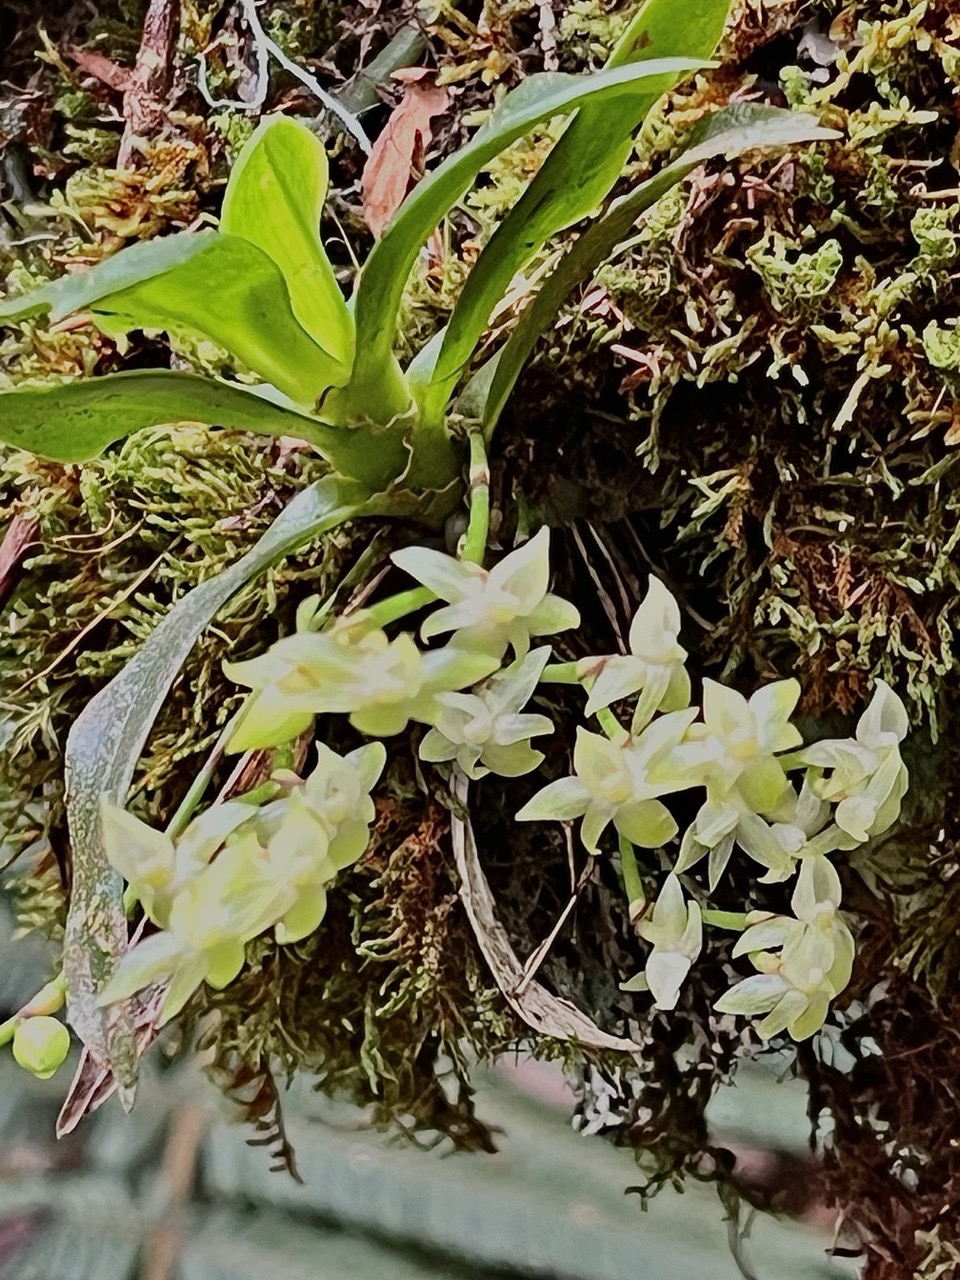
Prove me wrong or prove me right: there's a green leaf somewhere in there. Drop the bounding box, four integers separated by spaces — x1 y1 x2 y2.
62 476 374 1094
480 104 840 432
0 232 339 405
348 58 708 415
221 115 354 371
0 369 407 486
414 0 732 425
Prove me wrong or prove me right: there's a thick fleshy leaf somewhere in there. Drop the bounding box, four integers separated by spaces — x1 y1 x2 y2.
62 477 374 1094
481 104 839 431
0 370 401 484
350 57 707 409
221 115 354 369
414 0 733 427
0 232 339 404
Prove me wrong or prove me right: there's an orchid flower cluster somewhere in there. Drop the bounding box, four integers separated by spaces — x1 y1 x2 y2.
100 741 387 1025
95 526 909 1052
517 577 908 1037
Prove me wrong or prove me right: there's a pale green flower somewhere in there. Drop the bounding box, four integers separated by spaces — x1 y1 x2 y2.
802 680 909 843
419 649 553 780
102 829 286 1024
676 770 842 889
516 709 698 853
255 741 386 941
578 577 691 729
391 527 579 659
686 678 802 819
101 743 387 1015
714 856 855 1041
101 798 256 927
622 874 703 1010
226 621 496 747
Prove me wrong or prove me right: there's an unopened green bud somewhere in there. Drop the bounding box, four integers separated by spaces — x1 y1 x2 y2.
20 978 66 1018
12 1016 71 1080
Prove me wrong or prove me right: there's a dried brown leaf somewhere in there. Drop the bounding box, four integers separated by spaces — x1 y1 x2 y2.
450 771 642 1055
361 73 450 238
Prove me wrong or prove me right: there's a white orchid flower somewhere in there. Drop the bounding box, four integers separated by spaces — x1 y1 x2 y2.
101 829 287 1025
686 680 803 819
419 649 554 780
622 874 703 1010
516 708 698 853
676 768 843 890
102 798 257 927
801 680 909 843
225 621 497 747
714 856 855 1041
391 527 579 660
578 577 691 730
101 742 387 1015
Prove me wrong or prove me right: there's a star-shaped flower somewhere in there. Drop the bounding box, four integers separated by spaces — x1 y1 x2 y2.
391 527 579 660
225 619 496 748
801 680 909 843
621 874 703 1010
578 577 691 729
676 770 841 890
714 856 855 1041
419 648 554 779
686 678 803 818
516 709 698 853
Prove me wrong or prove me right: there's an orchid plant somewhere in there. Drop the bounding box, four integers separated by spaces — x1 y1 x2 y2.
56 522 908 1052
0 0 849 1105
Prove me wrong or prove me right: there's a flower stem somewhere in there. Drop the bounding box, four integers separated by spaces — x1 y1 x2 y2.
540 662 582 685
164 707 252 842
618 835 644 910
701 909 748 931
597 706 628 743
365 585 435 628
460 428 490 565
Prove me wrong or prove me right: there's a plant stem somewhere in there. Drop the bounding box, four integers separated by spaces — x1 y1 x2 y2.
460 428 490 565
701 909 748 931
365 585 435 628
164 708 250 842
540 662 582 684
618 834 644 910
597 706 628 743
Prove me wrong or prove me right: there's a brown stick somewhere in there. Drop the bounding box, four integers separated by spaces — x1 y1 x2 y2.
118 0 181 168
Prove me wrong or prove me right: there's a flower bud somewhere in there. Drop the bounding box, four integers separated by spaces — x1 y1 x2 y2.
12 1016 71 1080
20 979 66 1019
